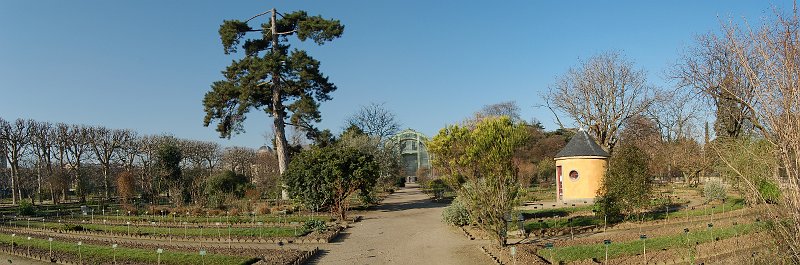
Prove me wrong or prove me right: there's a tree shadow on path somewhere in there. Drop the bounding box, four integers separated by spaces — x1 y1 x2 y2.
376 197 447 212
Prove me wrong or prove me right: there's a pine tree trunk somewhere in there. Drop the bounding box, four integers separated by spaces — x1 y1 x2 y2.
271 8 290 200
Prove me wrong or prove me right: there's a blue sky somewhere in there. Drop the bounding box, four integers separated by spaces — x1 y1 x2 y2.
0 1 791 148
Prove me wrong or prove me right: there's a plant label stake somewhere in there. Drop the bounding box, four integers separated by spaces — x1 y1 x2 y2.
257 222 264 238
48 237 53 258
26 236 30 256
684 228 693 263
722 199 726 215
734 222 739 258
200 249 207 265
708 223 714 243
77 241 82 264
640 234 647 264
545 242 554 263
112 243 118 264
708 223 715 263
11 233 15 253
603 239 611 264
157 248 163 265
568 217 574 240
510 246 516 265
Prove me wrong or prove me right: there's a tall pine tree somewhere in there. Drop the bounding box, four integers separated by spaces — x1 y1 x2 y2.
202 9 343 198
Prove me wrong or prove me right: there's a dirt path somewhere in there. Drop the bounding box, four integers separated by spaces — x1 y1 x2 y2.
0 252 48 265
309 184 492 265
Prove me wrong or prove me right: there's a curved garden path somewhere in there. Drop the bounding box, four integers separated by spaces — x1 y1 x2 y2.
310 184 491 265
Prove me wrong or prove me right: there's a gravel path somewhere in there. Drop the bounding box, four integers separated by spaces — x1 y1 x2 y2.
310 184 492 265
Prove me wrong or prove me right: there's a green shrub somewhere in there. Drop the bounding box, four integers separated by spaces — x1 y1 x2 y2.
357 190 379 206
62 224 85 231
758 179 781 203
395 176 406 187
599 144 652 219
303 219 327 233
205 170 250 198
17 201 34 216
703 179 727 201
427 178 448 199
594 195 624 223
442 197 471 226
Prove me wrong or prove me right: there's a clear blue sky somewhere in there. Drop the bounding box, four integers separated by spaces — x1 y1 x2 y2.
0 1 790 148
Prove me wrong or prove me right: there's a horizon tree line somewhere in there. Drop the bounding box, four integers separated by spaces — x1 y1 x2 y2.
0 117 280 207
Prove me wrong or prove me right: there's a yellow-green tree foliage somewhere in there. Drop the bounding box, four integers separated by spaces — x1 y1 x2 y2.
428 116 528 246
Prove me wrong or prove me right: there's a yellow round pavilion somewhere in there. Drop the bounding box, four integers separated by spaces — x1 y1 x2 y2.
554 130 610 203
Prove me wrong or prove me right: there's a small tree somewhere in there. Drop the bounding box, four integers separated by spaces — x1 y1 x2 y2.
596 144 652 222
283 146 378 219
703 179 727 202
205 170 250 208
116 171 135 206
155 142 182 202
428 116 528 246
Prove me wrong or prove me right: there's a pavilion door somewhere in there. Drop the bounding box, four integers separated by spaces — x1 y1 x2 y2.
556 165 563 201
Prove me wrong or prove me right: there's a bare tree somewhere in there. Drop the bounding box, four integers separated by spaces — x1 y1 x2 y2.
0 118 30 205
346 103 402 144
673 33 761 138
253 147 280 196
221 146 256 178
52 123 72 202
546 51 657 153
475 101 522 123
28 120 54 204
648 91 701 142
137 135 173 197
196 141 221 176
64 125 93 203
89 126 132 200
177 139 221 204
706 8 800 261
117 130 140 171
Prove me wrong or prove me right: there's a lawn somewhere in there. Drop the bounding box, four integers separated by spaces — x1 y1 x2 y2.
537 221 765 263
521 198 747 231
34 212 331 225
0 233 254 265
7 221 306 237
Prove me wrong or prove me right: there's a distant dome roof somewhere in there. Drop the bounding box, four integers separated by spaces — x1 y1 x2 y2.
555 130 610 158
257 145 272 154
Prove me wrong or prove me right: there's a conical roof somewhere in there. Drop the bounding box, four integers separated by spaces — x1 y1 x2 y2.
555 130 610 158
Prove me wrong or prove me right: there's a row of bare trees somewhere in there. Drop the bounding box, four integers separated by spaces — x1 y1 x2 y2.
0 117 279 206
